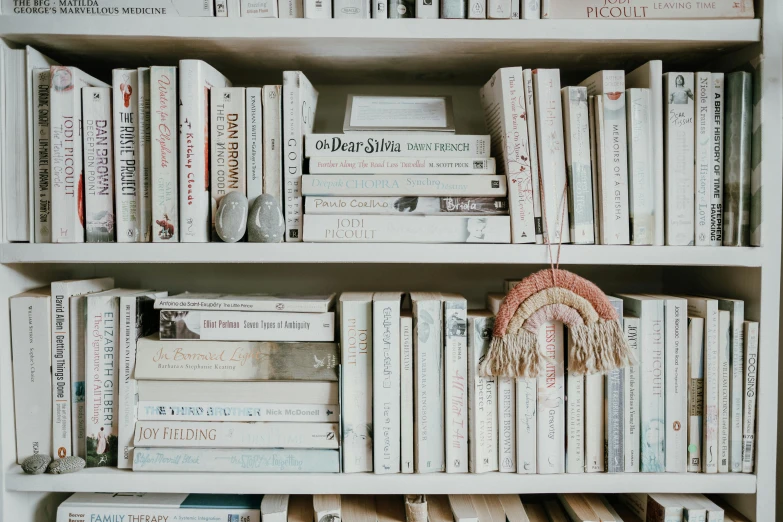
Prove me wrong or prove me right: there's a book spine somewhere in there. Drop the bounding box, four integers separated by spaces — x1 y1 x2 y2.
566 368 584 473
137 68 152 242
178 63 209 242
533 69 571 244
306 0 333 16
626 88 655 245
70 297 86 458
687 316 704 472
158 310 335 342
246 88 264 206
262 85 283 204
210 87 247 238
341 299 373 472
302 175 508 197
400 314 414 473
541 0 753 18
722 72 752 246
51 286 72 458
137 401 339 422
497 377 515 472
414 298 444 472
283 73 306 241
665 299 687 473
444 298 468 473
695 72 712 246
749 58 762 246
113 69 140 242
741 321 758 473
516 377 536 473
389 0 414 16
585 372 604 472
467 0 484 17
710 73 724 246
441 0 464 16
82 87 115 243
606 369 624 472
11 294 52 463
522 69 544 244
134 421 339 449
373 297 402 473
216 0 228 14
588 96 601 242
623 316 640 472
305 196 509 215
664 72 696 246
640 300 665 472
487 0 510 18
133 448 340 472
242 0 279 16
520 0 538 17
371 0 387 16
334 0 369 16
561 86 595 244
718 310 730 473
724 301 744 473
117 295 137 469
415 0 438 17
85 295 119 467
302 214 512 243
150 66 179 243
703 302 719 473
139 381 338 405
305 134 490 158
153 296 332 313
468 313 498 473
50 68 85 243
57 507 259 522
279 0 304 16
309 157 496 175
33 69 52 243
600 89 630 245
537 320 565 473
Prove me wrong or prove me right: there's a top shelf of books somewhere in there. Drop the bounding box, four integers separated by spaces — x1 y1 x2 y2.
0 17 761 84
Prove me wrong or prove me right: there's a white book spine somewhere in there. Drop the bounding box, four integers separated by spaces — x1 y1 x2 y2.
138 381 338 405
585 372 604 472
623 315 641 472
373 294 402 474
340 297 373 472
626 88 655 245
133 448 340 472
741 321 758 473
113 69 140 242
487 0 509 18
306 134 490 158
592 96 607 243
57 506 259 522
283 72 318 241
241 0 279 16
246 87 264 206
227 0 240 14
413 296 445 472
309 157 496 175
400 314 414 473
467 0 485 17
598 91 630 243
159 310 335 342
50 68 86 243
210 87 247 237
664 298 687 472
371 0 386 17
710 73 725 246
521 0 538 17
721 300 744 473
511 0 518 17
687 316 704 472
532 69 571 244
717 310 730 473
415 0 438 17
468 313 498 473
11 291 52 463
691 298 719 474
561 86 595 244
444 297 468 473
279 0 304 16
541 0 753 18
150 66 179 243
137 68 152 242
262 85 283 204
664 72 696 245
497 377 515 472
334 0 369 16
634 298 665 472
33 69 52 243
117 295 137 469
537 320 565 473
70 297 86 457
82 87 115 243
137 401 339 422
215 0 228 14
522 69 544 244
480 68 536 243
305 196 508 215
566 369 585 473
302 174 508 197
134 421 339 449
516 377 536 473
303 214 511 243
695 72 712 246
154 294 334 313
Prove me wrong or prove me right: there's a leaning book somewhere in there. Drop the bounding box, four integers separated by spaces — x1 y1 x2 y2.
132 448 340 472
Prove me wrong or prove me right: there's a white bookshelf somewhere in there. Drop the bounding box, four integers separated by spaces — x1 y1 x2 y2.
0 4 780 521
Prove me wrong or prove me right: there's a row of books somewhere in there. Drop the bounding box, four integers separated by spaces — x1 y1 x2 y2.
2 0 755 19
55 492 751 522
338 287 759 475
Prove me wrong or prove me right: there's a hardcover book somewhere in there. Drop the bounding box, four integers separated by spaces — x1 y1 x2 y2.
541 0 753 18
373 292 403 474
210 87 247 238
722 72 752 246
305 197 509 215
82 87 115 243
133 448 340 472
626 88 655 245
112 68 140 243
137 401 339 423
305 134 490 158
150 65 179 242
537 320 565 473
561 85 596 244
3 0 216 15
302 175 507 197
467 310 498 473
155 292 336 313
308 157 496 175
443 294 468 473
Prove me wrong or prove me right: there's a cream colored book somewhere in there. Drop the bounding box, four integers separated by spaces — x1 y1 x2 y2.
428 496 454 522
498 495 530 522
377 496 405 522
343 496 377 522
261 495 289 522
449 495 478 522
313 495 341 522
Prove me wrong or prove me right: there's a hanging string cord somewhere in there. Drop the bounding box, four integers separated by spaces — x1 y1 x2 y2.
536 163 569 286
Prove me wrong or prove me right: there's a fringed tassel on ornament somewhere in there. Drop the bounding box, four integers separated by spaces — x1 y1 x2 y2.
568 319 636 375
478 330 545 379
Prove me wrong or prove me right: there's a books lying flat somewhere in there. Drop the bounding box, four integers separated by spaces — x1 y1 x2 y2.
2 0 216 15
154 292 336 312
303 215 511 243
135 337 339 381
137 381 339 405
305 197 509 215
302 175 507 197
132 448 340 472
309 157 496 174
305 134 490 158
158 310 335 341
138 401 339 422
134 421 339 449
541 0 753 18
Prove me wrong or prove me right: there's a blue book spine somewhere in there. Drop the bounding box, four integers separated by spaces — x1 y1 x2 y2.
133 448 340 472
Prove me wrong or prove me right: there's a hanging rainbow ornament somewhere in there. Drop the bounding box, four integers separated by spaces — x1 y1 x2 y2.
479 268 635 378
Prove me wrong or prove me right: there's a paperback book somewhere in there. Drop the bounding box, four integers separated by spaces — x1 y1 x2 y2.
304 197 509 215
150 65 178 242
305 134 490 158
467 310 498 473
309 157 496 175
155 292 336 313
133 448 340 472
82 87 115 243
158 310 335 341
137 402 339 422
301 175 507 197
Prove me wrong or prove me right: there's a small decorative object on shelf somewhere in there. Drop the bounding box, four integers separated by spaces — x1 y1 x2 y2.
249 194 285 243
20 454 51 475
215 191 249 243
47 456 86 474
